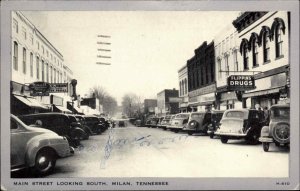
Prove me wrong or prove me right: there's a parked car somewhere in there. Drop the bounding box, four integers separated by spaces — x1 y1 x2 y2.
83 115 105 134
155 117 164 128
163 115 176 130
167 113 190 133
11 114 73 176
18 113 87 147
183 111 212 135
215 109 264 144
134 119 142 127
73 115 94 137
159 115 172 130
207 110 225 138
97 116 110 130
150 117 160 128
118 120 126 127
259 104 290 152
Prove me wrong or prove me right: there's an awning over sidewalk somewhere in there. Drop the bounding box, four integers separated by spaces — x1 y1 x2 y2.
14 95 48 110
242 87 281 98
53 105 72 113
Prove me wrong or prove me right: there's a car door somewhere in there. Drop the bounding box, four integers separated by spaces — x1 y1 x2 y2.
10 118 30 168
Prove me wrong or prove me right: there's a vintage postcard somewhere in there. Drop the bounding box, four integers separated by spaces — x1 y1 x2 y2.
1 0 299 190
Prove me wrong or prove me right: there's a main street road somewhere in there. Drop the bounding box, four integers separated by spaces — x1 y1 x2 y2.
40 124 288 178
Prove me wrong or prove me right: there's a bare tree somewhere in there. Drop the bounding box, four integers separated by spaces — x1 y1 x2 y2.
89 86 118 115
121 93 143 118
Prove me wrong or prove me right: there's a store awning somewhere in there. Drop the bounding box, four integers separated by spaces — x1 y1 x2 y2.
14 95 48 110
53 105 72 113
242 87 281 98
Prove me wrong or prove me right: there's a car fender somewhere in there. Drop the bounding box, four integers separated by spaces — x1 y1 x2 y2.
25 133 61 167
260 126 270 137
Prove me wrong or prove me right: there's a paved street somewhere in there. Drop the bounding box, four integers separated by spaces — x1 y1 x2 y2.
12 123 289 178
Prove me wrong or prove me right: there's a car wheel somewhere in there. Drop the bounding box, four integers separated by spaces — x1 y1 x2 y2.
188 131 193 136
220 136 228 143
246 134 259 145
209 133 214 139
263 142 269 152
275 141 280 147
174 130 179 133
33 149 56 176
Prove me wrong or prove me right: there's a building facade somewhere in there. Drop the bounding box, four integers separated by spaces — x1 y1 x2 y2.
187 41 216 111
156 89 179 116
11 11 74 114
178 65 189 112
144 99 157 114
214 19 248 110
232 11 290 109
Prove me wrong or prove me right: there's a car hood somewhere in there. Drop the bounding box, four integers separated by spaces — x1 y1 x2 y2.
27 125 58 135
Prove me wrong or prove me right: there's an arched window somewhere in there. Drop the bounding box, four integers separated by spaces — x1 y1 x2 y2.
41 60 45 81
13 41 18 71
240 38 249 70
271 18 285 58
184 78 187 94
36 56 39 79
250 33 259 67
260 26 271 63
30 52 33 77
22 48 26 74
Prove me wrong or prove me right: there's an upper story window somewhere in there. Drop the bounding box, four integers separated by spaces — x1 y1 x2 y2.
41 46 44 54
224 55 229 76
13 19 18 33
217 58 222 80
36 56 40 79
233 50 238 71
46 63 49 82
41 60 45 82
22 48 26 74
13 41 18 71
22 27 26 40
30 52 33 77
37 41 40 50
240 38 249 70
50 66 53 83
46 50 49 57
271 17 286 59
184 79 187 95
261 30 270 63
252 39 259 67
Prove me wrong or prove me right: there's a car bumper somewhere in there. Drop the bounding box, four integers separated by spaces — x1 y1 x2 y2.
214 131 247 137
259 137 273 143
168 125 184 129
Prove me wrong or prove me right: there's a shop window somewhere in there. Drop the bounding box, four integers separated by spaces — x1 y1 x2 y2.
22 48 26 74
13 41 18 71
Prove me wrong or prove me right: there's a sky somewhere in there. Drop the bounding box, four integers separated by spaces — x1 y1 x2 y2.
22 11 240 105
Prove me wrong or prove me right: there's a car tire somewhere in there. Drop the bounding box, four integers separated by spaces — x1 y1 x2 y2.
275 141 280 147
174 130 179 133
246 134 259 145
263 142 269 152
220 136 228 143
209 133 214 139
33 149 56 176
188 131 193 136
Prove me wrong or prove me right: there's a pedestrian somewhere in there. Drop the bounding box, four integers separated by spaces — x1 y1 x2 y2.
263 107 269 125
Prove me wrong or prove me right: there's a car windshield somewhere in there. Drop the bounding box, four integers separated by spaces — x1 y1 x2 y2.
191 113 204 120
225 111 244 118
270 107 290 119
175 114 189 119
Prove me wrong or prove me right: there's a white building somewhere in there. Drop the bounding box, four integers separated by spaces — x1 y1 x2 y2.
11 11 74 114
232 11 290 109
178 65 189 112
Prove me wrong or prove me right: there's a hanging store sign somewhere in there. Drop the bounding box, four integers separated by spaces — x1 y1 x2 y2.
49 83 68 93
227 75 255 91
29 82 50 96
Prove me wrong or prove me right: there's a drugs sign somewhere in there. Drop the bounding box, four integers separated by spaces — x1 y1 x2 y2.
50 83 68 93
227 75 255 91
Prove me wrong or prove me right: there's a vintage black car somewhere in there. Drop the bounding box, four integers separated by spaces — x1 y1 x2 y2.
73 115 94 137
83 115 105 134
118 120 126 127
183 112 212 135
18 113 87 147
134 119 142 127
259 104 290 152
207 110 225 138
215 109 264 144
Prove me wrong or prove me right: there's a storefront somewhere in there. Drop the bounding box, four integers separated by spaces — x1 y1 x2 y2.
188 84 216 112
243 66 290 109
218 91 243 110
